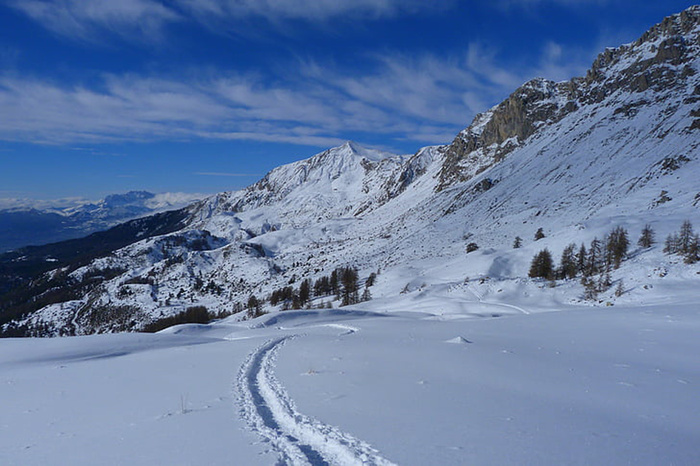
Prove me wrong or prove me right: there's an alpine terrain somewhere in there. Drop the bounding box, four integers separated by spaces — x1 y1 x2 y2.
1 6 699 466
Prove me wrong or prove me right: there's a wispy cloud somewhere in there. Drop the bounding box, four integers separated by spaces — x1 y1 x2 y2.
175 0 434 22
0 39 596 148
8 0 180 42
194 172 261 177
10 0 439 43
494 0 610 8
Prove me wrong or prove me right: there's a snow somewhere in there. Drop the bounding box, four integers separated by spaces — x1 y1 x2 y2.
2 7 700 463
1 297 698 465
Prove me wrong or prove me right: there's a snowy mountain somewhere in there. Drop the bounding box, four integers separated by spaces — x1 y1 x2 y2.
2 7 700 465
2 6 700 337
0 191 204 252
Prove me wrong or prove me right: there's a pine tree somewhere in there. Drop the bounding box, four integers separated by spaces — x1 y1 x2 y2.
638 224 655 248
247 295 262 318
664 233 680 254
340 267 359 306
684 234 699 264
269 289 280 306
586 238 603 276
576 243 587 276
298 279 311 307
606 226 629 269
314 276 331 297
330 270 340 297
513 236 523 249
678 220 695 255
528 249 554 279
534 228 545 241
558 243 578 279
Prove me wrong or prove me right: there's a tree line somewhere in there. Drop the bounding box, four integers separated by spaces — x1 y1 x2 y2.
246 266 376 319
527 220 698 300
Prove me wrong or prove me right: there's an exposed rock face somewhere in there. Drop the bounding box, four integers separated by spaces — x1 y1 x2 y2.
438 6 700 190
438 79 579 189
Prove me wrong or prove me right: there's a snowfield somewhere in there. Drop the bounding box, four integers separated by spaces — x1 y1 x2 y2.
2 289 698 465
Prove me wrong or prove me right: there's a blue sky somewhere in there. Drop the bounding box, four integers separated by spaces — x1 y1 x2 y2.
0 0 696 201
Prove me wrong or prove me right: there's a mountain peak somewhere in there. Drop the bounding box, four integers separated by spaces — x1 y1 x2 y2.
341 140 361 152
334 141 397 163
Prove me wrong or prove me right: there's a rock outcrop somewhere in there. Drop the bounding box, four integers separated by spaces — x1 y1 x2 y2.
437 6 700 190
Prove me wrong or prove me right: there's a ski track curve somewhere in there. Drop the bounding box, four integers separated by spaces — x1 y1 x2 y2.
237 335 395 466
465 282 530 315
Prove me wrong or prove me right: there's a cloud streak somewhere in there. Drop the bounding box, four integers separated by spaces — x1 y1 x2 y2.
0 41 595 148
9 0 437 43
494 0 610 7
194 172 262 177
176 0 432 21
9 0 180 42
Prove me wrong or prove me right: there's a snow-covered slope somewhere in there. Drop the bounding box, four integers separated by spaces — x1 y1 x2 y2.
2 302 698 465
2 6 700 337
187 141 415 232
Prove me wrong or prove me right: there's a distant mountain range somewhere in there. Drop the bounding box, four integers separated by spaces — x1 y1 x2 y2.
1 6 699 337
0 191 204 252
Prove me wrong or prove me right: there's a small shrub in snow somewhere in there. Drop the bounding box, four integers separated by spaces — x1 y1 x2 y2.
365 272 377 287
615 280 625 297
581 276 598 301
466 243 479 253
534 228 546 241
361 287 372 302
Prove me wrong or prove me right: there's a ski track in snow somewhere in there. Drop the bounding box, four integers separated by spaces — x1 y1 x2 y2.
236 335 395 466
465 283 530 315
484 301 530 315
277 324 359 336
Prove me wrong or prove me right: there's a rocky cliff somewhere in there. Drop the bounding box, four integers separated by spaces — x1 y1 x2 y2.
438 5 700 190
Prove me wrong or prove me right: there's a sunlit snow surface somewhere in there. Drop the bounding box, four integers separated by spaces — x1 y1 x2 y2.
2 294 698 465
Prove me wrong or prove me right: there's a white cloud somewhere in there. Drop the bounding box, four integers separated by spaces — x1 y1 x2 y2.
194 172 261 177
10 0 441 42
9 0 180 42
175 0 432 21
0 39 596 148
494 0 609 7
